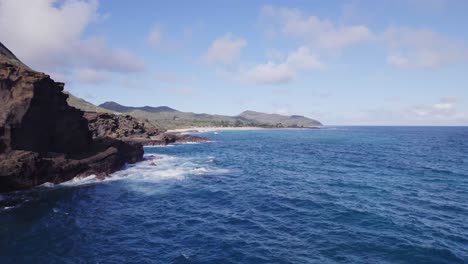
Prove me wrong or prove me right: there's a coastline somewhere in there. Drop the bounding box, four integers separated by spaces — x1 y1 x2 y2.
167 126 322 133
166 126 266 133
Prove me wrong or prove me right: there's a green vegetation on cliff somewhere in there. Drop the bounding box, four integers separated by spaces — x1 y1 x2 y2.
67 97 323 129
98 102 322 129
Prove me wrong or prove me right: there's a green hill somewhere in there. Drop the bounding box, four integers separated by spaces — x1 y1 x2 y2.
66 94 113 113
239 110 322 128
99 101 178 113
65 97 323 129
98 102 323 129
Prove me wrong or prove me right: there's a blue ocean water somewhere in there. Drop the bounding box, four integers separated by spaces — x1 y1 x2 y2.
1 127 467 263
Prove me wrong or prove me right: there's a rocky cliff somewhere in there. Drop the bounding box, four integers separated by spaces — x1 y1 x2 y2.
83 112 209 146
0 42 143 192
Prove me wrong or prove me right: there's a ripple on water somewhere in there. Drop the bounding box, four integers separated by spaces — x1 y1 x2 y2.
1 128 468 263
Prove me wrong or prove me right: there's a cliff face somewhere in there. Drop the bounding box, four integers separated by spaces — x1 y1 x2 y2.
0 42 143 192
0 65 91 155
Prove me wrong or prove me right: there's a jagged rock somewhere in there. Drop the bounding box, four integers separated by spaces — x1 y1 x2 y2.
83 112 161 139
145 133 210 145
0 42 144 192
82 112 209 146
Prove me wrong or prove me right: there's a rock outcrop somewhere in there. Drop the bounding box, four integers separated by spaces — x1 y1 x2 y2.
0 42 143 192
84 112 161 139
83 112 209 145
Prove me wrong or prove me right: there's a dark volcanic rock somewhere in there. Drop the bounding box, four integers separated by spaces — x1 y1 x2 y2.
83 112 161 139
82 112 209 146
0 42 143 192
142 133 210 146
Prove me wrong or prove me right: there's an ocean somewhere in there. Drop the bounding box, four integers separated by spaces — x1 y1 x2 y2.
1 127 467 263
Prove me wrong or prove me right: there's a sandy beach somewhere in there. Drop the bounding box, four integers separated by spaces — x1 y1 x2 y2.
166 127 266 133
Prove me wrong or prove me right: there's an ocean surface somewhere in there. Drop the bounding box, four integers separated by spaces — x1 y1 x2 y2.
1 127 467 263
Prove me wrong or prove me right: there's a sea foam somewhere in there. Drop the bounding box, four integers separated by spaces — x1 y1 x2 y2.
112 154 228 182
53 154 228 189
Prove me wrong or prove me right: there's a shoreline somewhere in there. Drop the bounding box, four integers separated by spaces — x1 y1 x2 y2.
166 127 266 133
166 126 321 133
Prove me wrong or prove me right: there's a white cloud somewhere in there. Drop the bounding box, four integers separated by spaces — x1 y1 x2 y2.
0 0 144 76
319 95 467 126
204 33 247 65
247 46 323 84
259 5 468 70
0 0 97 67
406 97 467 124
386 54 410 69
74 68 108 84
248 62 296 84
433 103 454 110
287 46 324 70
75 37 145 73
260 5 372 51
383 27 468 69
148 26 162 48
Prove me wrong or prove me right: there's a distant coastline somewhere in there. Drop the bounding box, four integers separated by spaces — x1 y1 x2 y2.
167 127 265 133
167 126 321 133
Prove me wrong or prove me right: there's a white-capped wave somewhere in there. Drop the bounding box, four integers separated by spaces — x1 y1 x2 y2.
112 154 228 182
8 153 228 196
143 144 175 148
48 154 228 190
59 174 100 187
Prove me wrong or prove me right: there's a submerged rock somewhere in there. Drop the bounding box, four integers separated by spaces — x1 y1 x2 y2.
0 42 143 192
143 133 210 146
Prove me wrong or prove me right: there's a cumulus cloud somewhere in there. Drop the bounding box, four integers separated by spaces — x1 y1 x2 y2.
75 37 145 73
259 5 468 70
287 46 324 70
260 5 372 51
383 27 468 69
204 33 247 65
248 62 296 84
74 68 109 84
403 97 467 124
247 46 324 84
0 0 144 78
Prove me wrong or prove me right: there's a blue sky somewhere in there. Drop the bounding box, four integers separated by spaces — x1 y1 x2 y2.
1 0 467 125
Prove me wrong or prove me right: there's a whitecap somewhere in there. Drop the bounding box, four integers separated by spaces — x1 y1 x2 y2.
12 154 228 195
112 154 228 183
144 144 175 148
39 182 55 188
59 174 100 187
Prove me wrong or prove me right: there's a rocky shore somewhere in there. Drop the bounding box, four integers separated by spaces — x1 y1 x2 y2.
0 42 207 193
83 112 209 146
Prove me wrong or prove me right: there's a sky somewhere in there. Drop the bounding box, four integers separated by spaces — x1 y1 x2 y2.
1 0 468 125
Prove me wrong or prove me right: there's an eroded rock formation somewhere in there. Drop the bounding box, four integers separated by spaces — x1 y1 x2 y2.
0 42 143 192
83 112 209 146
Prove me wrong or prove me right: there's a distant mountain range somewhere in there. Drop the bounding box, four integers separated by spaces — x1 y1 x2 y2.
99 101 178 113
67 97 322 129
